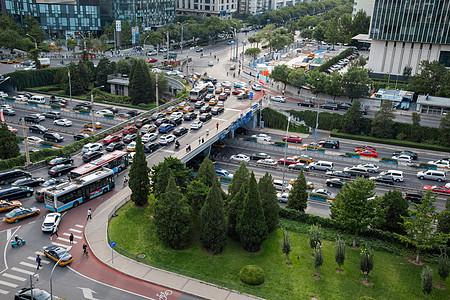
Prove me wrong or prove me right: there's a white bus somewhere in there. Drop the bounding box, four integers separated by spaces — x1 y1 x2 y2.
44 168 115 213
189 83 208 101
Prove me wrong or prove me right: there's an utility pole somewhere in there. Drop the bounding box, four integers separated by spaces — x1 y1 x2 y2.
281 117 291 188
180 23 184 54
22 119 30 165
155 73 159 108
91 94 95 135
235 28 239 62
166 31 169 54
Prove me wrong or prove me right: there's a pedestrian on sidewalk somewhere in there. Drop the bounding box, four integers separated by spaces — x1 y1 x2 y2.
188 145 191 152
206 129 209 136
36 255 42 270
198 137 201 144
123 176 128 188
87 208 92 221
50 226 59 240
216 122 219 130
202 138 204 143
186 144 189 152
282 90 285 95
69 233 74 244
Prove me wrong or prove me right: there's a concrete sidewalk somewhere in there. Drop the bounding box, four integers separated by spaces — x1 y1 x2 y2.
84 186 263 300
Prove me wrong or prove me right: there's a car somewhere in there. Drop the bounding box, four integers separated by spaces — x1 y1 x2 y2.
277 192 289 203
195 47 203 52
283 135 302 143
326 178 348 188
252 133 271 142
288 163 309 171
3 108 15 116
217 101 225 108
82 143 103 152
230 154 250 162
96 109 114 116
73 103 91 111
250 153 271 160
8 125 18 134
297 155 313 163
194 101 205 109
370 175 395 185
392 154 412 163
318 140 339 149
325 170 351 178
278 157 299 165
106 142 124 152
103 134 122 145
178 101 189 109
79 128 94 134
337 103 352 110
174 127 188 136
229 64 236 70
48 164 76 177
165 106 178 114
234 81 246 88
40 178 67 188
158 123 174 133
43 132 64 143
343 166 370 177
392 150 418 160
49 98 67 107
83 122 102 129
0 91 8 98
200 105 211 113
82 151 103 162
148 57 158 63
358 164 380 173
199 113 212 122
273 180 293 191
190 121 203 130
405 192 423 204
0 200 22 212
43 111 62 119
184 112 197 121
312 189 335 200
211 106 224 115
423 184 450 194
141 124 157 133
212 141 226 149
5 206 40 223
355 145 376 152
252 84 262 91
154 117 170 127
169 116 182 126
43 245 73 266
147 51 157 56
209 98 219 106
271 96 286 103
298 101 315 107
126 141 137 152
53 118 72 127
144 142 159 153
237 92 249 100
320 103 339 110
0 186 33 201
224 88 231 95
257 159 277 166
235 127 249 135
356 149 378 158
417 170 447 182
27 136 44 144
427 160 450 168
218 93 227 101
158 134 176 145
215 169 233 180
123 133 138 144
13 95 28 101
141 133 158 143
182 106 194 113
15 287 58 300
205 94 215 102
151 112 164 121
122 126 138 135
74 133 90 141
41 212 62 233
47 157 73 168
23 114 42 123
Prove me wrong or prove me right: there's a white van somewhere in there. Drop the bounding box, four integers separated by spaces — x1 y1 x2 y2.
380 170 404 182
417 170 446 182
29 95 46 104
308 161 334 171
273 180 292 191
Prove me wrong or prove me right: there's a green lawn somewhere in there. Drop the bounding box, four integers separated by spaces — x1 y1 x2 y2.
108 201 449 300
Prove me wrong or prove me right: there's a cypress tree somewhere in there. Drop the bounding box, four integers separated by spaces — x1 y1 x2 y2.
438 250 449 286
0 123 20 159
421 266 433 300
227 185 246 239
153 162 171 200
153 175 192 249
281 226 292 265
185 180 209 214
228 162 250 199
196 157 217 187
360 245 374 282
258 172 279 232
199 180 227 254
128 133 150 206
335 236 346 273
129 59 152 105
287 169 308 212
309 224 322 251
237 172 268 252
314 245 323 278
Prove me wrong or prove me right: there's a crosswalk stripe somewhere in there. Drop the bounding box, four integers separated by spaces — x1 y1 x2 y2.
27 257 50 264
51 242 69 248
2 273 26 281
56 237 77 244
0 280 17 288
20 262 37 269
0 288 8 295
69 228 82 233
11 267 35 276
63 233 82 239
75 224 84 228
35 251 44 255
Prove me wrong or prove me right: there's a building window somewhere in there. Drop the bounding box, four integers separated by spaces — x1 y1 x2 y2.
439 51 450 68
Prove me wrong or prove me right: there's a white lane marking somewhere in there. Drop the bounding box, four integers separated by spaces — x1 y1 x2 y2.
69 228 83 233
2 227 21 273
51 242 70 248
0 279 17 288
6 230 11 242
2 273 26 281
78 287 99 300
0 288 8 294
27 257 50 264
35 251 45 255
56 237 77 244
19 262 37 269
11 267 35 276
63 233 82 239
75 224 84 228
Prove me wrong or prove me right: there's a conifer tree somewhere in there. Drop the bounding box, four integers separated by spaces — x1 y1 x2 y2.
196 157 217 187
237 172 268 252
281 226 291 265
153 175 192 249
360 245 374 283
227 185 246 239
0 123 20 159
129 59 152 105
185 180 209 214
421 266 433 300
309 224 322 251
437 250 449 287
314 245 323 278
258 172 279 232
199 180 227 254
287 169 308 212
128 133 150 206
228 162 250 199
335 236 346 273
153 162 171 200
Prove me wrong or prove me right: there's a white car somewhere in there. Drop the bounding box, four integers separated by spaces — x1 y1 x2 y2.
96 109 114 116
142 133 158 143
82 143 103 153
53 118 72 127
312 189 335 199
190 121 203 130
126 141 136 152
171 112 183 119
158 134 175 145
31 113 45 121
141 124 156 133
277 192 289 203
271 96 286 103
13 95 28 101
208 61 214 67
252 133 271 142
222 81 232 88
230 154 250 162
358 163 380 173
0 104 12 109
257 158 277 166
27 136 44 143
0 91 8 97
152 68 163 74
252 84 262 91
392 154 412 163
427 160 450 168
41 212 62 233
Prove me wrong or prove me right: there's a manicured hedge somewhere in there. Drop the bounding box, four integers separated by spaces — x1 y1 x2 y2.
6 68 62 91
239 265 265 285
262 108 310 134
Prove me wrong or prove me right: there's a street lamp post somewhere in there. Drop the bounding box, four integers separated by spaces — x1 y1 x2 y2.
59 65 72 104
26 34 38 49
178 22 184 54
50 246 72 300
281 116 291 189
143 35 150 51
91 85 104 135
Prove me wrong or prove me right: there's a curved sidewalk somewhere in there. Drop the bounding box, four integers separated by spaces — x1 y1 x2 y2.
84 187 262 300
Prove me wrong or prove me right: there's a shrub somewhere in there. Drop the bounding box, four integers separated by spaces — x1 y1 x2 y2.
44 156 58 163
345 152 360 157
357 297 376 300
309 193 328 199
273 141 287 147
103 113 115 118
239 265 265 285
381 157 397 162
40 141 54 147
79 109 90 114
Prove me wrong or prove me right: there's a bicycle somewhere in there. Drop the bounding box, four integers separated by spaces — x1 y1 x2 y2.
82 244 89 258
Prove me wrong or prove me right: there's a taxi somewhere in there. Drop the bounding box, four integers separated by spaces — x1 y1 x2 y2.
178 101 189 109
209 98 219 106
297 155 314 163
79 128 93 134
126 141 137 152
83 122 102 129
0 200 22 213
217 101 224 107
165 106 178 114
182 106 194 113
230 64 236 70
43 245 73 266
215 85 223 94
5 207 40 223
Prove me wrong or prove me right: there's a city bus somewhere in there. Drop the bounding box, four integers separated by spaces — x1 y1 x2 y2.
189 83 208 101
69 150 129 179
44 168 115 213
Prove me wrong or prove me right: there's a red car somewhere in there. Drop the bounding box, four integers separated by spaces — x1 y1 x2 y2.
232 89 243 95
122 126 138 135
277 157 299 165
355 145 376 152
103 134 122 145
283 135 303 143
356 149 378 158
423 185 450 194
148 58 158 63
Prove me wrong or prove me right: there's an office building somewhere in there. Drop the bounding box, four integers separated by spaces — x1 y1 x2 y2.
177 0 237 19
368 0 450 77
352 0 375 18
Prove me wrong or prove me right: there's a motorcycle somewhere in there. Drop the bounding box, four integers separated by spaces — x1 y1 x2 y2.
175 142 180 150
11 237 26 248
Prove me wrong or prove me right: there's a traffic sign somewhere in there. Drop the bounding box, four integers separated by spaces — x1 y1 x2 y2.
249 92 253 100
110 241 116 248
